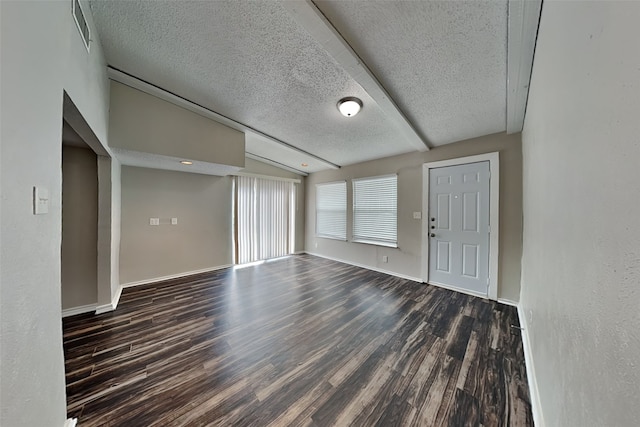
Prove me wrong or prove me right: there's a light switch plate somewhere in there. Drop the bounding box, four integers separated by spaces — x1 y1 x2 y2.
412 211 422 219
171 218 178 225
149 218 160 226
33 186 49 215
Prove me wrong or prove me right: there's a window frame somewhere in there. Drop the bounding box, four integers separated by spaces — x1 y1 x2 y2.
352 174 398 248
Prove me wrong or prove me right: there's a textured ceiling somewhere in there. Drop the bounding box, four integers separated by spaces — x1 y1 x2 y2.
315 1 508 146
90 0 510 172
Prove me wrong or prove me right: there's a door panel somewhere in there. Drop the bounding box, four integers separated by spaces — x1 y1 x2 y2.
463 171 479 183
462 244 479 278
436 241 451 272
462 192 478 231
436 194 451 229
428 161 490 295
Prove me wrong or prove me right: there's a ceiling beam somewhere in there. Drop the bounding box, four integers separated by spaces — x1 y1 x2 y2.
506 0 543 133
282 0 430 151
107 67 340 170
245 153 309 176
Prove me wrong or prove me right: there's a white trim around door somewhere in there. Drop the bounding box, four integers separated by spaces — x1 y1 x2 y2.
422 152 500 301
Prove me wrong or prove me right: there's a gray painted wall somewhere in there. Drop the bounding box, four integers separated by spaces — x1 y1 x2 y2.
62 146 98 309
120 159 305 285
0 1 112 425
110 81 245 167
305 132 522 302
521 2 640 425
120 166 235 284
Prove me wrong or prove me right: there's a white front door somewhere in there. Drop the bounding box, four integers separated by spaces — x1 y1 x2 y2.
428 161 490 296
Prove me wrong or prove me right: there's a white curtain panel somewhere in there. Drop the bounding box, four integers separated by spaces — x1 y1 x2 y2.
237 176 294 264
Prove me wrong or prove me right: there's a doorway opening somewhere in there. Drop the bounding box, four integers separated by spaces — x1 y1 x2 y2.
60 92 115 317
61 120 99 314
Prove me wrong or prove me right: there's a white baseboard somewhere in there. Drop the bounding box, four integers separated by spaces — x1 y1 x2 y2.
95 283 123 314
498 298 519 307
121 264 233 289
94 265 233 315
517 305 545 427
62 303 97 318
304 251 422 283
64 418 78 427
95 301 115 314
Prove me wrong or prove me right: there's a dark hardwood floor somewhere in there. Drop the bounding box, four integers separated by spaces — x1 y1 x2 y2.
63 254 532 426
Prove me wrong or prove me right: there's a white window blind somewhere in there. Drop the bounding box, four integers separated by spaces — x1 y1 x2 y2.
236 176 295 264
316 181 346 240
353 175 397 247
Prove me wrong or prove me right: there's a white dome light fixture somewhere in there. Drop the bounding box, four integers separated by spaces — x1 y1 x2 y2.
337 97 362 117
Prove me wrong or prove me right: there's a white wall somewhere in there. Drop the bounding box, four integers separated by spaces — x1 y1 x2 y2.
306 132 523 301
0 1 112 425
521 1 640 425
110 159 122 304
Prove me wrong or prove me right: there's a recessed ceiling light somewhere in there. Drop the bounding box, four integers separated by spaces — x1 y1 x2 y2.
337 97 362 117
301 163 308 167
180 160 193 165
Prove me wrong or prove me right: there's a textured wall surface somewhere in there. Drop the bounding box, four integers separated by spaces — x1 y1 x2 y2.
305 132 522 302
62 146 98 309
521 2 640 425
0 1 111 425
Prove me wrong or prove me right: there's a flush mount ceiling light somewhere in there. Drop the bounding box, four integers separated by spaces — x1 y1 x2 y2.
180 160 193 165
301 163 308 167
337 97 362 117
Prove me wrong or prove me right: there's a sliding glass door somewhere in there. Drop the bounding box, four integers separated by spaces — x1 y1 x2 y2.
235 176 295 264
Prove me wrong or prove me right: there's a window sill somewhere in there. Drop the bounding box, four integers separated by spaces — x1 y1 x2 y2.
352 239 398 248
316 235 347 242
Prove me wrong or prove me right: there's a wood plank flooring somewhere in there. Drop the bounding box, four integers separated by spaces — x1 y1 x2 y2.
63 254 532 426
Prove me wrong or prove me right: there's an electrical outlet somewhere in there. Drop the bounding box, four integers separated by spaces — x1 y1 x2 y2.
315 242 318 248
412 211 421 219
171 218 178 225
382 255 388 263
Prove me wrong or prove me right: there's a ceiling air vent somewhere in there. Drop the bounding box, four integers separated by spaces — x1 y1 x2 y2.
72 0 91 52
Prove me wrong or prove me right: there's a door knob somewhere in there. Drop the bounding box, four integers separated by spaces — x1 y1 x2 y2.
430 233 435 238
431 217 435 221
